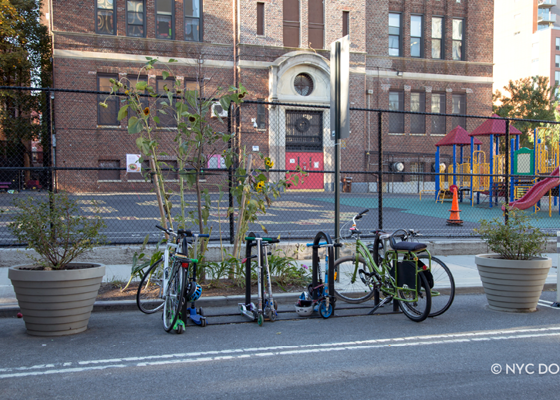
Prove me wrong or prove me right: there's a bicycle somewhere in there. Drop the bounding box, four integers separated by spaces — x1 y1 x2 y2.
333 210 433 322
136 225 183 314
333 209 454 320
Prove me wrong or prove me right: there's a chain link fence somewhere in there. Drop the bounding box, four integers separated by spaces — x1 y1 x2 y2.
2 87 560 246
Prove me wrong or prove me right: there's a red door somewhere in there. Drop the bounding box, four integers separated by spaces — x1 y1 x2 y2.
286 152 324 190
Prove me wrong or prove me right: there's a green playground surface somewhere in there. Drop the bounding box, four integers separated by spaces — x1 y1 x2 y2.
313 195 560 227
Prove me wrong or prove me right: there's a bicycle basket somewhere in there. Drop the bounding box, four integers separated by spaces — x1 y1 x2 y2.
389 261 418 290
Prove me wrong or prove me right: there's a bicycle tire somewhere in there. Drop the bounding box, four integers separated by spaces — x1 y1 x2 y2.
418 255 455 317
398 271 431 323
136 258 164 314
333 255 379 304
163 264 185 332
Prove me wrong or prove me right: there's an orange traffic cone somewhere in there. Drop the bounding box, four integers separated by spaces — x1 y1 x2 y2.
447 185 463 226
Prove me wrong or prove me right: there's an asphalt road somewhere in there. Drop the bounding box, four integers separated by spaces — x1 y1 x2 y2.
2 292 560 399
0 191 520 246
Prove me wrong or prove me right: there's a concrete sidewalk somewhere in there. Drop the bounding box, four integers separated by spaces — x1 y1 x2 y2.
1 254 558 314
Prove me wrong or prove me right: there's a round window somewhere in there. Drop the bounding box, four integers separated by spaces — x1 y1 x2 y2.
294 73 314 96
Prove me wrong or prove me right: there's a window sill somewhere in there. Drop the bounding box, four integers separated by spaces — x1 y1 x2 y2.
255 128 267 132
155 127 178 130
97 180 122 183
410 133 426 136
127 179 150 182
388 132 405 136
431 134 446 136
97 125 122 129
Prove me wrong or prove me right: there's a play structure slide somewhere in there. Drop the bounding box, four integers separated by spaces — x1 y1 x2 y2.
504 166 560 211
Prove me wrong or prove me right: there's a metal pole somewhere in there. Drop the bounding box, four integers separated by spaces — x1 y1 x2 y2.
378 111 383 230
45 88 54 192
505 121 510 223
334 41 341 260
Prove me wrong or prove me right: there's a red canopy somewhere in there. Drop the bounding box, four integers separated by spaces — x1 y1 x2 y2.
435 125 483 147
469 114 522 136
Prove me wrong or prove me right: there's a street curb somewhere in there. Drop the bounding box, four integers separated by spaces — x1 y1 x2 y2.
5 285 555 317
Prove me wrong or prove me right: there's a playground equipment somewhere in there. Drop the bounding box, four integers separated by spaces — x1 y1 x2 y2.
434 126 482 202
507 127 560 214
468 114 522 208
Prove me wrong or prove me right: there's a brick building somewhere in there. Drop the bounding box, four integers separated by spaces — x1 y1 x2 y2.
42 0 493 192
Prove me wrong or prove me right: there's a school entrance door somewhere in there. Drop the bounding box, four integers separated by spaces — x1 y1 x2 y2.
285 110 324 190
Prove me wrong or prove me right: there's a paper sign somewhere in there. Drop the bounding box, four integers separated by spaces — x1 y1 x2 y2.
252 146 259 152
290 159 295 164
314 162 319 169
126 154 141 173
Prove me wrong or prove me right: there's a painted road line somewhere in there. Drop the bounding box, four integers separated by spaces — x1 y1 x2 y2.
3 326 560 379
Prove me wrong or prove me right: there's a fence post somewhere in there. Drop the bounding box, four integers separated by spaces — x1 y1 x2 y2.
378 111 383 230
45 88 54 192
228 102 235 244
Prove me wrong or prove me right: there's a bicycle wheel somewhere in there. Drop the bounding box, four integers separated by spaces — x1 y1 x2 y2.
333 255 379 304
418 255 455 317
398 271 431 322
163 264 185 332
136 259 164 314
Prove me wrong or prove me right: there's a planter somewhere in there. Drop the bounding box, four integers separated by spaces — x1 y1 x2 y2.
8 263 106 336
475 254 551 313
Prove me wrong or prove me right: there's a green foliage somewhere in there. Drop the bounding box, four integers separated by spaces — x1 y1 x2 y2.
0 0 52 144
493 76 559 148
474 206 548 260
7 193 107 270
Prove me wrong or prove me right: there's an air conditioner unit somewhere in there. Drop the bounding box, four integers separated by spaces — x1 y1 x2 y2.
390 162 405 172
211 102 228 118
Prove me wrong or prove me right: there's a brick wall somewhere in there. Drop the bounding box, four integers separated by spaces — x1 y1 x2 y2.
49 0 494 191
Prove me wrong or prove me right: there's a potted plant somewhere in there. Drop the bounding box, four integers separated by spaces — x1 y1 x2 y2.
474 206 551 313
7 192 107 336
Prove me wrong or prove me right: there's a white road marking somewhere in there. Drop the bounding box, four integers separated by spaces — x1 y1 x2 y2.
3 326 560 379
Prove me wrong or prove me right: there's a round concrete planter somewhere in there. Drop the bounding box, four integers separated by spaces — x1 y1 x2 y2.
475 254 551 313
8 263 105 336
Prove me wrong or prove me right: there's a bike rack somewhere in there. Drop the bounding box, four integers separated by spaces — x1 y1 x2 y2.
310 231 339 314
238 232 260 321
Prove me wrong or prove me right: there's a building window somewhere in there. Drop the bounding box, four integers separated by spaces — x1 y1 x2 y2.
343 11 349 37
98 75 119 126
156 0 174 39
96 0 116 35
556 38 560 50
410 15 423 57
157 78 176 127
308 0 324 49
98 160 120 181
257 99 266 129
432 17 443 59
184 0 201 41
389 13 401 56
127 1 145 37
431 93 446 134
556 71 560 86
257 2 265 35
452 94 466 129
556 55 560 68
294 73 314 96
389 91 404 133
410 92 425 134
410 162 424 183
283 0 300 47
127 76 149 124
452 19 464 61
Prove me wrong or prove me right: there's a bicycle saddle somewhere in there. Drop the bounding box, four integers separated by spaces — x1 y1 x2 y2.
390 241 427 252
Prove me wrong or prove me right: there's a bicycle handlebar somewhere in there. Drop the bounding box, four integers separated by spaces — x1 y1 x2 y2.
156 225 209 238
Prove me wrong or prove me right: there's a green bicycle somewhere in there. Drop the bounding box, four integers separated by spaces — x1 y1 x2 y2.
334 209 448 322
334 209 454 322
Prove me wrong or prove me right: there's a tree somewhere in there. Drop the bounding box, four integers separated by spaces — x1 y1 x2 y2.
493 76 558 148
0 0 52 186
